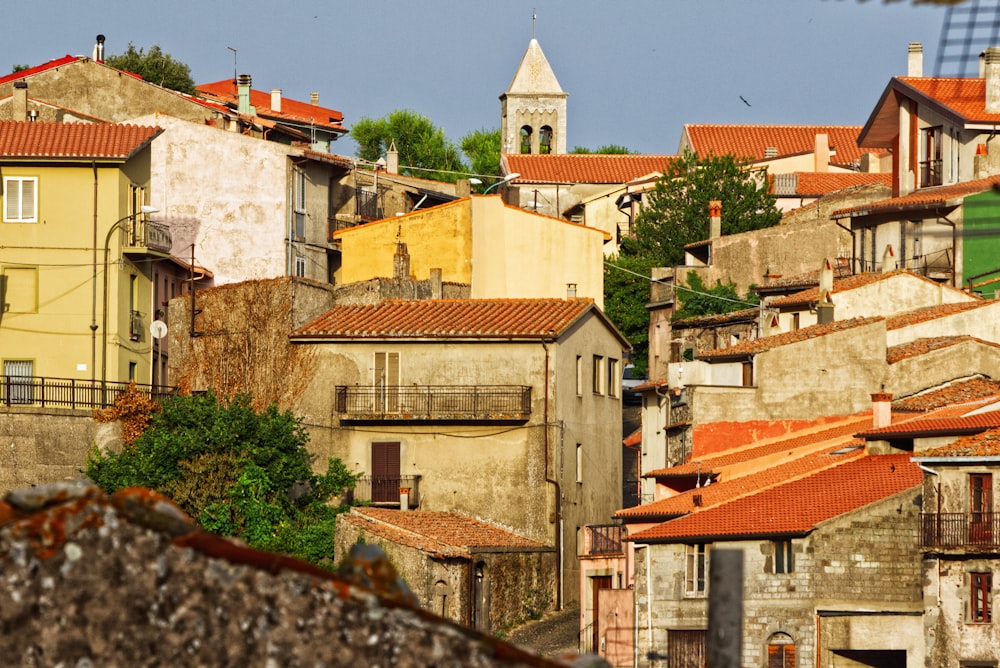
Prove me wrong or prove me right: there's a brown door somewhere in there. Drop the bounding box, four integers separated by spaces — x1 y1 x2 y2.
371 441 400 503
591 575 613 653
667 629 706 668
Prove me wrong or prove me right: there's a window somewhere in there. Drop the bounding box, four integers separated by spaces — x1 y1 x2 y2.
971 572 992 623
773 540 794 574
576 355 584 396
128 361 137 381
295 255 306 277
607 358 619 397
1 267 38 313
2 359 33 405
921 126 943 187
3 177 37 222
971 473 994 544
576 443 583 484
293 168 306 239
791 313 800 331
592 355 604 394
685 543 708 596
767 633 796 668
374 352 400 413
520 126 532 154
741 361 754 387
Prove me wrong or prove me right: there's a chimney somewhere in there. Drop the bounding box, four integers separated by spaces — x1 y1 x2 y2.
93 34 106 63
310 92 320 106
986 47 1000 114
429 268 443 299
13 81 28 120
393 242 410 280
814 133 830 173
881 244 897 273
237 74 254 116
386 140 399 175
567 283 577 299
907 42 923 77
816 258 835 324
871 392 893 429
981 50 988 78
708 200 722 240
270 89 282 113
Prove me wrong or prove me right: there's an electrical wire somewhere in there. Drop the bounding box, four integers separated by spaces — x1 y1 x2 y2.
603 260 759 308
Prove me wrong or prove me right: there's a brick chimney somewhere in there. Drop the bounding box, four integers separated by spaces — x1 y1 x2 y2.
986 47 1000 114
871 392 893 428
907 42 923 77
708 200 722 240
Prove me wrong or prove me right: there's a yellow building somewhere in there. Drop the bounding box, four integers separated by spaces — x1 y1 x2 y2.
333 195 609 308
0 121 165 401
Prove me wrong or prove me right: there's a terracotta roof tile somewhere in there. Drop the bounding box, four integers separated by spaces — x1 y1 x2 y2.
619 442 867 521
766 270 951 308
343 508 545 559
0 55 80 86
0 121 161 160
885 300 991 329
196 79 346 133
833 174 1000 218
698 317 881 361
502 154 675 184
916 426 1000 458
672 307 759 330
886 336 997 363
682 124 882 165
623 426 642 447
785 172 892 196
898 76 1000 124
856 409 1000 438
291 298 599 340
756 260 853 293
626 454 920 542
893 378 1000 412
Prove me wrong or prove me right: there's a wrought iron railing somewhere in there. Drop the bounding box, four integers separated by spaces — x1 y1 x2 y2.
919 159 943 188
334 385 531 421
355 188 383 220
584 524 624 556
353 475 421 508
920 512 1000 549
1 376 175 409
124 220 172 254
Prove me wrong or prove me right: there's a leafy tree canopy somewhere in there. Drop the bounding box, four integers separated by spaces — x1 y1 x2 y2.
632 149 782 267
352 109 465 182
104 43 196 95
673 271 758 321
604 252 656 375
11 64 29 73
87 390 355 567
571 144 635 154
460 127 502 188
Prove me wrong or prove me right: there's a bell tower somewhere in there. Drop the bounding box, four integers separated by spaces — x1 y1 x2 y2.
500 37 568 155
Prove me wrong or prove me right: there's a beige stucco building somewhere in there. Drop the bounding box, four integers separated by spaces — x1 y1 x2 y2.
333 195 608 307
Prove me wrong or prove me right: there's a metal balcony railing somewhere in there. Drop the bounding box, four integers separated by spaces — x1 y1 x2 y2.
335 385 532 421
919 159 943 188
353 475 421 508
355 188 383 220
920 512 1000 549
584 524 624 556
124 220 172 255
1 376 175 409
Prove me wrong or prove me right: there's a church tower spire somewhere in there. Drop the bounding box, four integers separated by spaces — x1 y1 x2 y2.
500 32 568 155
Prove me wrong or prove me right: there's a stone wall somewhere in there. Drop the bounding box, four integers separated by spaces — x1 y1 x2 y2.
0 407 119 493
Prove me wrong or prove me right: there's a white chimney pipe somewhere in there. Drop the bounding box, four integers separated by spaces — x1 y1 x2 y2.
270 89 282 113
986 47 1000 114
93 34 106 63
907 43 922 77
871 392 893 428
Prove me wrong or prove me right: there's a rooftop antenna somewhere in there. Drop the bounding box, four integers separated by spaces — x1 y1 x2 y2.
227 46 238 87
532 8 537 39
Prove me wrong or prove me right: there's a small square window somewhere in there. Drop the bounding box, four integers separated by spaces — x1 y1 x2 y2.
3 177 38 223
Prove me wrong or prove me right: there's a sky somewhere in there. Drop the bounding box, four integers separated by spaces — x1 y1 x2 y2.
6 1 958 158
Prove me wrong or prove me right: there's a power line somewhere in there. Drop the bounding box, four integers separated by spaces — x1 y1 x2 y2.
603 260 759 308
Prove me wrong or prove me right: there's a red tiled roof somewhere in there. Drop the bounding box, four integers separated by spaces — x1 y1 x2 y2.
915 426 1000 458
682 124 881 166
856 409 1000 438
766 272 890 307
788 172 892 196
886 336 1000 364
898 76 1000 124
196 79 346 133
502 154 675 184
643 415 874 479
833 174 1000 218
341 508 545 559
885 300 991 330
623 426 642 447
756 260 853 294
893 378 1000 412
0 121 162 160
626 454 921 542
672 307 759 330
291 298 607 341
0 55 80 86
619 442 867 521
697 317 881 361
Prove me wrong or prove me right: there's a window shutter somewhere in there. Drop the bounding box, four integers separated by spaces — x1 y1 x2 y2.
21 179 35 220
5 178 19 220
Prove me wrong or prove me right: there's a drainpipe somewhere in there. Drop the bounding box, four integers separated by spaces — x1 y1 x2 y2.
542 341 562 610
90 161 98 382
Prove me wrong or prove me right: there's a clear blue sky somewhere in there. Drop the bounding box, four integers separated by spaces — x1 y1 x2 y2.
8 1 954 157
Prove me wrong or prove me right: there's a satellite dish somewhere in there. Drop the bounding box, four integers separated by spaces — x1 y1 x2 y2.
149 320 168 340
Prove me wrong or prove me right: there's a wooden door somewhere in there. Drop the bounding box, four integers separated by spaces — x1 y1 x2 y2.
371 441 400 503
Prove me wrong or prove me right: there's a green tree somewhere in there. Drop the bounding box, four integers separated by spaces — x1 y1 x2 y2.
604 252 656 375
673 272 757 321
104 43 196 95
571 144 635 154
460 127 502 186
87 391 355 567
632 150 781 267
352 109 465 182
11 64 29 73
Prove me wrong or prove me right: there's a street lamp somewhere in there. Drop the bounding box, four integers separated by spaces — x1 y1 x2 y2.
483 172 520 194
101 205 159 388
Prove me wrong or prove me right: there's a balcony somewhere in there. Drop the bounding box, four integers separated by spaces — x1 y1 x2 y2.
353 475 421 508
582 524 624 556
2 375 175 409
920 512 1000 550
123 220 172 256
355 188 383 221
919 159 943 188
335 385 532 422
